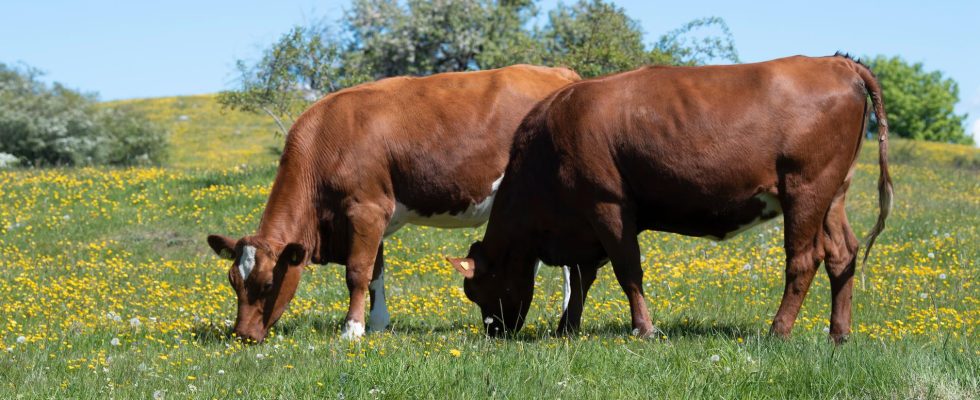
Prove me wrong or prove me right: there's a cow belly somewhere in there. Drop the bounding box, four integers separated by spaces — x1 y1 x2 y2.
384 175 503 236
644 193 783 241
705 193 783 241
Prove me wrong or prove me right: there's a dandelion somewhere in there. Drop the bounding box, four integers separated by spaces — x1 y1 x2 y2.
188 384 197 393
218 370 225 375
256 353 265 360
449 349 461 357
16 336 26 344
927 252 935 259
920 293 928 299
110 338 120 346
484 317 494 325
939 273 947 280
129 317 141 328
152 390 165 400
741 263 753 272
709 354 720 363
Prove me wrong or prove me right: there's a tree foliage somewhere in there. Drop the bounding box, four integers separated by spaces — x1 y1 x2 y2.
0 63 167 167
866 55 971 144
220 0 740 135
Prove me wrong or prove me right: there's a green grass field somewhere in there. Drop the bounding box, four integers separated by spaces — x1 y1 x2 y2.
0 96 978 398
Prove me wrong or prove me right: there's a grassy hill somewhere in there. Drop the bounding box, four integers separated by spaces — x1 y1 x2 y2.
0 97 977 397
109 94 980 172
105 95 283 169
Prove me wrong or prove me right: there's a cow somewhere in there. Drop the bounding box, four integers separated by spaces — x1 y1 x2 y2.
207 65 580 342
447 54 892 343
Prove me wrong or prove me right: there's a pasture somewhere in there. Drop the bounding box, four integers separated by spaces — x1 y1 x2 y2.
0 96 978 398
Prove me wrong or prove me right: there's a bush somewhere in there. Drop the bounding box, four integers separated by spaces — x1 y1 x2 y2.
0 63 168 167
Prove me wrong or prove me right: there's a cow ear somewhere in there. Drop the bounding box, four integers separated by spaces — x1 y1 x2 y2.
446 257 477 279
207 234 237 260
281 243 307 266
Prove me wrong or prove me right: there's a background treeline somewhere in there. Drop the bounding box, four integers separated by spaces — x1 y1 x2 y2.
218 0 740 137
0 64 167 167
0 0 971 169
220 0 973 145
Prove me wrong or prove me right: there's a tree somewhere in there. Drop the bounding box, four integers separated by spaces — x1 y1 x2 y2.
217 24 363 137
0 63 167 166
541 0 649 77
221 0 741 135
865 55 971 144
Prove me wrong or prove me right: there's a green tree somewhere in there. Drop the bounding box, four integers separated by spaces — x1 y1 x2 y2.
221 0 740 134
217 24 362 137
866 55 971 144
541 2 738 77
0 63 166 166
541 0 649 77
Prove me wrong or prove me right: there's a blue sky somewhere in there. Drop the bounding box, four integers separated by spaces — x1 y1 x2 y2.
2 0 978 139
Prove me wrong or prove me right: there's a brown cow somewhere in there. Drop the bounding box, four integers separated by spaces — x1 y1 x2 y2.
448 54 892 343
207 65 580 342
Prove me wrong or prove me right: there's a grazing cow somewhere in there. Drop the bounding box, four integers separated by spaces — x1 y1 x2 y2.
447 54 892 343
207 65 580 342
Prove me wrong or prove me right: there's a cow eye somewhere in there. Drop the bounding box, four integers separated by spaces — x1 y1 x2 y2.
262 282 274 293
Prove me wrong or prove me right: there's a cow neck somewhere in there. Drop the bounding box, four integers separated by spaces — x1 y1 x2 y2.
254 152 319 252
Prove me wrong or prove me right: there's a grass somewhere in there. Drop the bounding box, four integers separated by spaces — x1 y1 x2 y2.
0 98 977 398
104 95 282 169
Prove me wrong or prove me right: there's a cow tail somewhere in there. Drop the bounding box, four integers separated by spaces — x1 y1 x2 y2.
853 59 893 263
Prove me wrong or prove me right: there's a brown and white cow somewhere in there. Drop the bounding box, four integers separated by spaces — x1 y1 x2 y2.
448 54 892 343
207 65 580 342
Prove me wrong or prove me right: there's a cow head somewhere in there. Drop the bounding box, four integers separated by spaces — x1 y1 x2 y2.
206 234 306 343
447 241 535 337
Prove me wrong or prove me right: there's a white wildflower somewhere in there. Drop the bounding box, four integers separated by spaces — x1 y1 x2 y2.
110 337 120 346
709 354 720 363
129 317 141 328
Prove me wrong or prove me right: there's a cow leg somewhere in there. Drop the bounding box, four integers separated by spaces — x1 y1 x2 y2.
367 242 390 333
823 192 859 344
341 203 388 340
590 203 655 337
556 263 600 335
771 181 833 338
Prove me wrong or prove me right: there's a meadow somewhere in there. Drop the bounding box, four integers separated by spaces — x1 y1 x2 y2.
0 95 978 398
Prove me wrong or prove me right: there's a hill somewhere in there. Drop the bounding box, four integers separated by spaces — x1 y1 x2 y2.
105 94 980 172
105 95 283 169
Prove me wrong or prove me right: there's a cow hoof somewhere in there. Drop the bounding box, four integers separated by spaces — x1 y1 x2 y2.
631 325 661 339
829 333 850 345
340 320 365 340
366 319 390 333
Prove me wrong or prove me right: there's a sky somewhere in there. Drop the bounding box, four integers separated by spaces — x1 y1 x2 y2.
2 0 979 140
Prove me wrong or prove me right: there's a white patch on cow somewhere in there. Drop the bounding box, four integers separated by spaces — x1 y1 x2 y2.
238 245 257 279
561 266 572 312
707 193 783 241
385 175 504 237
533 261 571 312
340 320 365 340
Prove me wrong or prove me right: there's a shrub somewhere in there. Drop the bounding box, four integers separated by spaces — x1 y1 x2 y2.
0 63 168 167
